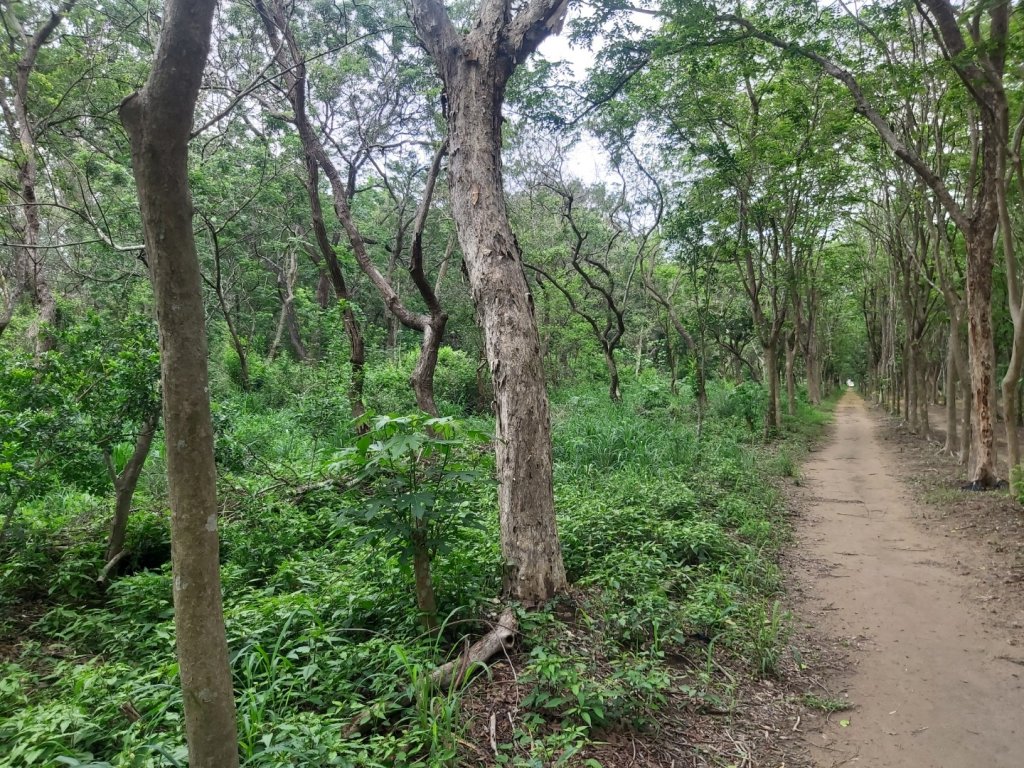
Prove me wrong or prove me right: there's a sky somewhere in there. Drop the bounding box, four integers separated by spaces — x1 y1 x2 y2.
534 7 659 184
536 28 604 183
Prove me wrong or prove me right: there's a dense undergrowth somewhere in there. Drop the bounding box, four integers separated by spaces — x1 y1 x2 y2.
0 346 831 767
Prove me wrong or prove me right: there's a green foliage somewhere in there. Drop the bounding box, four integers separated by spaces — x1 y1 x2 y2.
330 413 491 561
0 310 160 562
1 367 830 765
716 380 768 433
363 347 480 416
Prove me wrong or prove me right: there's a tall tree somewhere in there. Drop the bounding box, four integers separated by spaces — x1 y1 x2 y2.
717 1 1011 487
408 0 570 603
255 0 451 416
0 0 76 350
118 0 239 764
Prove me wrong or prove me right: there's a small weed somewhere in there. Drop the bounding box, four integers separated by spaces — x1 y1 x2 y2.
923 486 964 506
802 693 852 713
741 600 791 677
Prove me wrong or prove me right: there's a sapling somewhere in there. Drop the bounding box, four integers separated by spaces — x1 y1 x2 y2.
330 413 491 632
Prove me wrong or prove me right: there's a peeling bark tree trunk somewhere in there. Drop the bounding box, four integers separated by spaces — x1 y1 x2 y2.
966 233 998 487
409 0 569 604
119 0 239 763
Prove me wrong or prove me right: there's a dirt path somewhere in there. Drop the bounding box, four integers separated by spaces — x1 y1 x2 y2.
794 391 1024 767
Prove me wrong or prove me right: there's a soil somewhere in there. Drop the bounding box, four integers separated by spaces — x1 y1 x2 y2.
789 391 1024 768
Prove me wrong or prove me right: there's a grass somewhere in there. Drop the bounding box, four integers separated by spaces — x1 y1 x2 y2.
801 693 852 713
0 369 834 767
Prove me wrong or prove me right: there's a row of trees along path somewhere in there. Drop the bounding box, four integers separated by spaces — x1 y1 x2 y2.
4 1 1024 763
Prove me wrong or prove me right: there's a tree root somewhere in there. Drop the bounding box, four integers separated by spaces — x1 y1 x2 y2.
961 479 1009 492
431 608 517 690
97 549 129 585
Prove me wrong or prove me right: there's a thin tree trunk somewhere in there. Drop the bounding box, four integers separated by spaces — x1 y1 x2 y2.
916 346 929 440
604 347 622 402
1001 323 1022 491
203 224 250 390
411 318 446 416
119 0 239 761
806 330 822 404
285 305 306 361
998 165 1022 491
268 297 288 362
784 332 796 417
412 526 438 633
103 408 160 567
764 341 780 436
266 248 307 363
943 322 958 454
304 159 366 424
911 343 919 432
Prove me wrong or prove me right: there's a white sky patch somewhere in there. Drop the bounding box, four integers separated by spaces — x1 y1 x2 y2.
538 32 596 80
534 8 661 185
535 32 604 183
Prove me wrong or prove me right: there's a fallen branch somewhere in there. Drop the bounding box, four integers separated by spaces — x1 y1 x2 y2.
432 608 518 689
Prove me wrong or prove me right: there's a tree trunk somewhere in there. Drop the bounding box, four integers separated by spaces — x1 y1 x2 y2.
916 346 929 440
412 526 438 633
958 328 973 466
408 1 570 603
665 326 678 395
119 0 239 762
604 347 622 402
285 302 307 362
904 339 915 429
104 409 160 566
965 232 998 487
806 331 821 404
764 341 780 436
448 82 566 602
304 159 367 424
411 317 447 416
943 322 958 454
267 249 308 363
1001 339 1021 490
784 333 796 417
998 162 1022 492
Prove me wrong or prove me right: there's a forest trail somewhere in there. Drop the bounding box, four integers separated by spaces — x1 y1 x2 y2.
794 391 1024 768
